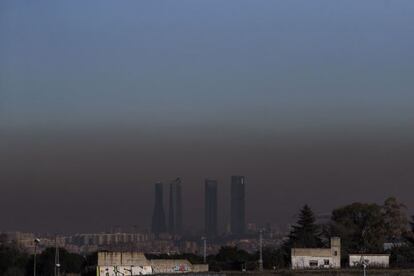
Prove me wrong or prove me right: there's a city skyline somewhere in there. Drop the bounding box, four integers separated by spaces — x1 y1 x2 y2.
2 1 414 274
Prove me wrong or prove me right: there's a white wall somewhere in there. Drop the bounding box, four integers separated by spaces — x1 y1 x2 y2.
349 255 389 268
97 260 208 275
97 252 149 266
98 265 153 276
292 256 334 269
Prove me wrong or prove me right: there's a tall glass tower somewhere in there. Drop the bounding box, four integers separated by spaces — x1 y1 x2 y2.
205 179 218 238
231 175 246 235
151 182 166 235
168 178 183 235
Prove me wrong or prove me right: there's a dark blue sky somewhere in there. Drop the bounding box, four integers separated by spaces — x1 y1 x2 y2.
1 1 414 233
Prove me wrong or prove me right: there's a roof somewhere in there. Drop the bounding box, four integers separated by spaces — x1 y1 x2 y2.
291 248 333 257
150 259 192 266
97 252 150 266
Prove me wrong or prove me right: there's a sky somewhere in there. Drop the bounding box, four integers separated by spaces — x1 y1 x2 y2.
1 1 414 234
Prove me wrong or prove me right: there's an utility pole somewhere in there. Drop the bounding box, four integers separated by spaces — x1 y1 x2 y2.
55 236 60 276
33 238 40 276
201 237 207 263
258 229 263 271
361 228 367 276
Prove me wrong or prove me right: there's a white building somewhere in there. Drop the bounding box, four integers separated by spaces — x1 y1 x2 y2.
291 237 341 269
349 254 390 268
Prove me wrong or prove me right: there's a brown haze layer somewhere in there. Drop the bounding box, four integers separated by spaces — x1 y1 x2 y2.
1 125 413 233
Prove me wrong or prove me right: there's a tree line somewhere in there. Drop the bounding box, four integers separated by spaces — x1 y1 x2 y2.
210 196 414 270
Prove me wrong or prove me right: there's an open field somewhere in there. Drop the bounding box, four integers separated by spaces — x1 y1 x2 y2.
225 269 414 276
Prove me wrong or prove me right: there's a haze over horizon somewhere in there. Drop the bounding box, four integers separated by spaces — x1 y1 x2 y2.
1 1 414 233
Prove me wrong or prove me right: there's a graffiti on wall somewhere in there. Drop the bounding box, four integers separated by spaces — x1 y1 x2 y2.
173 264 189 272
98 265 153 276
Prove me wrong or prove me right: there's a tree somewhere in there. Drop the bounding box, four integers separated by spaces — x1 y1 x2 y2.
286 204 323 248
330 202 386 255
261 246 289 269
383 197 409 242
26 247 85 276
389 244 414 268
411 215 414 233
0 244 29 276
405 216 414 244
213 246 255 271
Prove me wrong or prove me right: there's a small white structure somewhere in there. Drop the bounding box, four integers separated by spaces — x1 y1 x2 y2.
349 254 390 268
291 237 341 269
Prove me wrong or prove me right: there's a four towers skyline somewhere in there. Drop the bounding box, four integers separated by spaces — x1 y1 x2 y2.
151 176 246 236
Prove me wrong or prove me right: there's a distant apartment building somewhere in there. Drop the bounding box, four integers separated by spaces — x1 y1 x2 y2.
168 178 183 235
151 182 167 235
0 232 35 249
0 232 68 253
204 179 218 238
230 176 246 235
291 237 341 269
70 232 150 247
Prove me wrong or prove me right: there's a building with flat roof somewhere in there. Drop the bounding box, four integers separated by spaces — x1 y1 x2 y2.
349 254 390 268
291 237 341 269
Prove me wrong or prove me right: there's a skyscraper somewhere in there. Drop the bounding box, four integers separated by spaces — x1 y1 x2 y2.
204 179 218 238
168 177 183 235
231 175 246 235
151 182 166 235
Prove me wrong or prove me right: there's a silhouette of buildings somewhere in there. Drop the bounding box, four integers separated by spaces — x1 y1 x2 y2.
204 179 218 238
230 175 246 235
168 178 183 235
151 182 167 235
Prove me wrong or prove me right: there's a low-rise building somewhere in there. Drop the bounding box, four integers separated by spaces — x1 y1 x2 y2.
97 252 208 276
349 254 390 268
291 237 341 269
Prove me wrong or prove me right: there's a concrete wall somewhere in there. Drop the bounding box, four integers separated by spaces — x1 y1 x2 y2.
97 252 208 274
192 264 209 273
98 265 153 276
98 252 150 266
292 256 334 269
349 254 390 268
150 260 208 274
151 259 192 274
330 237 341 268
